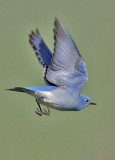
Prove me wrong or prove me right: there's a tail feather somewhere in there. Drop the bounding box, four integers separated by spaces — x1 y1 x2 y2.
6 86 57 98
6 87 35 96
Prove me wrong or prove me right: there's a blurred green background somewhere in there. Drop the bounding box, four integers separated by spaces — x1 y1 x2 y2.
0 0 115 160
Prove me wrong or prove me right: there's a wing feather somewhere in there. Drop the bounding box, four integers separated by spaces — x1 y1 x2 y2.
29 28 52 67
46 18 88 93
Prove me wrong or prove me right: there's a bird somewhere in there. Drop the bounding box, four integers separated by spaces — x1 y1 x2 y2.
7 18 96 116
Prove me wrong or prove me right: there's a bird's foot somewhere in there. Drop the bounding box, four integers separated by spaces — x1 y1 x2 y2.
43 109 50 116
35 108 43 116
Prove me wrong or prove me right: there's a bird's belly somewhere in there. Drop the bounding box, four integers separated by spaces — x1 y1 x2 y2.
39 89 79 111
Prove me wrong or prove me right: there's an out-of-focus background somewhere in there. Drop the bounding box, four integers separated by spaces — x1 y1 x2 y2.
0 0 115 160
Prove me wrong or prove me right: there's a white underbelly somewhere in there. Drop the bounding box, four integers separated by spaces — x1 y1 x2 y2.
36 88 79 111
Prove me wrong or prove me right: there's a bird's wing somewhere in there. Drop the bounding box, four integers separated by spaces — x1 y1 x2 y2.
29 29 53 82
46 18 88 94
29 29 53 67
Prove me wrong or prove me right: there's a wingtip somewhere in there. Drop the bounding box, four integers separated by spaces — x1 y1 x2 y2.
36 28 39 34
55 17 58 22
54 17 60 26
54 17 65 32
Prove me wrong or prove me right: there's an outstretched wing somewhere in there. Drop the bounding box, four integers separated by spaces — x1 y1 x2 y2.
29 29 52 67
46 18 88 94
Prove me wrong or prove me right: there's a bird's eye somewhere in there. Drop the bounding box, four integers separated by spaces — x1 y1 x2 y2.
85 99 89 103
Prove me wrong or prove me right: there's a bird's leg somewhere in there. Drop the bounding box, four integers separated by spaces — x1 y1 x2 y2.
43 106 50 116
35 99 43 116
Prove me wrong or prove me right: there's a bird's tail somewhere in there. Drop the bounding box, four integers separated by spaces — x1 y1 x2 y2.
6 86 57 98
6 87 36 97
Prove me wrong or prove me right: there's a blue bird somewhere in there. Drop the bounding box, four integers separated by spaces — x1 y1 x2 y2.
7 18 96 116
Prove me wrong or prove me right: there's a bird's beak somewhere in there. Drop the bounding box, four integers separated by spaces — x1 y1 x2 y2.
90 101 96 105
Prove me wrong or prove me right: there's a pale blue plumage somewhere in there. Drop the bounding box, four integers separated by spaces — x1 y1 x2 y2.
7 18 96 116
26 86 57 91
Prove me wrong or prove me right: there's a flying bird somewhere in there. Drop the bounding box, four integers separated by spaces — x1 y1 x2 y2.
7 18 96 116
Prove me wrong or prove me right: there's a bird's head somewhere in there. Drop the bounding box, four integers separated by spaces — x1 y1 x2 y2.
76 94 96 111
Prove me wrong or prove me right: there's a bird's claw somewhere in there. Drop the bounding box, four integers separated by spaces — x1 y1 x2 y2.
35 99 50 116
35 108 43 116
43 109 50 116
